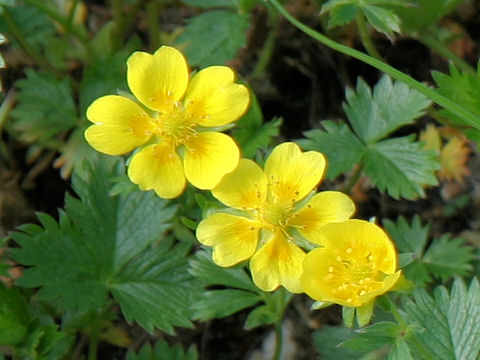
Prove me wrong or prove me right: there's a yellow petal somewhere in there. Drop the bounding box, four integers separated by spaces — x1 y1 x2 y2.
85 95 155 155
127 46 189 112
265 142 326 206
250 231 305 293
300 220 399 307
183 132 239 190
127 144 186 199
185 66 250 127
291 191 356 244
212 159 267 210
196 213 260 267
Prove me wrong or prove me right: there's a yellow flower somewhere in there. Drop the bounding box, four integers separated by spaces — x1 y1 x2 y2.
301 219 401 307
196 142 355 293
85 46 250 198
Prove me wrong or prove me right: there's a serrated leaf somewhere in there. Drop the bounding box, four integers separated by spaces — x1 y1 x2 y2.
403 278 480 360
10 69 77 145
232 93 281 158
433 63 480 127
344 75 432 144
175 10 249 67
363 136 439 199
12 157 200 334
181 0 239 8
362 4 399 38
422 234 474 281
298 120 364 179
126 340 197 360
192 289 261 321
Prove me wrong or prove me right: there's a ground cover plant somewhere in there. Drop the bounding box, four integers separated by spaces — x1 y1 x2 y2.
1 0 480 359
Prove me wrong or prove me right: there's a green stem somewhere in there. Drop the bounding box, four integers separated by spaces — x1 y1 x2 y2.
417 31 475 76
22 0 90 50
267 0 480 130
343 164 364 194
251 4 279 79
356 11 383 61
147 0 161 51
111 0 125 52
272 320 283 360
1 8 64 77
87 320 100 360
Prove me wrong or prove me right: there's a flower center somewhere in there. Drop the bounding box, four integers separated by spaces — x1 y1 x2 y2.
327 247 385 303
256 202 293 232
154 102 198 147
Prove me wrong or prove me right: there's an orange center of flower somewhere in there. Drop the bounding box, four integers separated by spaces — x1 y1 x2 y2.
326 247 388 304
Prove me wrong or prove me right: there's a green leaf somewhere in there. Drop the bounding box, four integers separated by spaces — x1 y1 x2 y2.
344 75 432 144
181 0 239 8
321 0 404 37
403 278 480 360
10 69 77 145
189 251 261 322
126 340 197 360
422 234 474 281
384 216 474 287
192 289 261 321
298 120 364 179
244 288 291 329
79 52 129 115
313 325 369 360
0 283 29 346
0 0 15 6
12 157 200 334
433 63 480 126
389 340 413 360
343 321 401 351
175 10 249 67
383 215 429 256
389 0 463 33
232 93 281 158
363 136 439 199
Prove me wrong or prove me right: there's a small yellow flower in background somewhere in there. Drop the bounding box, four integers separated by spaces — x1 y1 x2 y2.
300 219 401 307
420 124 471 184
196 142 355 293
85 46 250 198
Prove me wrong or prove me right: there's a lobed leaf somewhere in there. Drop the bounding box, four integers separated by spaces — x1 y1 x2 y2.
344 75 432 144
11 157 200 334
363 136 439 199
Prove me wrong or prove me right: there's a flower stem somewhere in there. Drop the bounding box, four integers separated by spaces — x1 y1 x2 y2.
272 320 283 360
356 11 383 61
251 4 279 79
147 0 161 51
417 31 475 76
266 0 480 130
87 319 100 360
343 164 364 195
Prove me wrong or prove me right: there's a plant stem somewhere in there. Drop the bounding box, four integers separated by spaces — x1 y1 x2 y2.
356 11 383 61
251 4 279 79
266 0 480 130
1 8 64 77
343 164 364 194
272 320 283 360
417 31 475 76
22 0 90 50
87 319 100 360
111 0 125 52
147 0 161 51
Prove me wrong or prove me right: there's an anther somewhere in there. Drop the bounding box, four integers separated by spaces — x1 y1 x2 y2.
346 248 353 253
